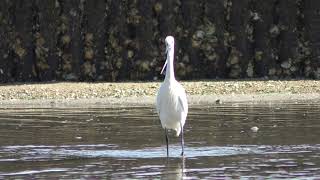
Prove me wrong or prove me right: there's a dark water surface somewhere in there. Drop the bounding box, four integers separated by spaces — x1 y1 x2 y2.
0 102 320 179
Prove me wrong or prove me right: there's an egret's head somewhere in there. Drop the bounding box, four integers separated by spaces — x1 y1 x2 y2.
165 36 175 53
161 36 175 75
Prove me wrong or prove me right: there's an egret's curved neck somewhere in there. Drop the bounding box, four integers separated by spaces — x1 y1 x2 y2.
165 47 175 82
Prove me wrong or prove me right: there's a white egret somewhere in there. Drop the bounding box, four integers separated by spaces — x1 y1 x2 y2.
156 36 188 157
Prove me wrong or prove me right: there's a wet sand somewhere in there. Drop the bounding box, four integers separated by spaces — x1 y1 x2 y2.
0 80 319 107
1 93 320 108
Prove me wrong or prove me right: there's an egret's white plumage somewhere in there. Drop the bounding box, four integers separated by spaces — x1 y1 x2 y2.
156 36 188 156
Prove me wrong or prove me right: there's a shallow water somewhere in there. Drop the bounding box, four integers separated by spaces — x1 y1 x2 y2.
0 102 320 179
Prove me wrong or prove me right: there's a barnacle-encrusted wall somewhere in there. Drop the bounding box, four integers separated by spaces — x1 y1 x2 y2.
0 0 319 82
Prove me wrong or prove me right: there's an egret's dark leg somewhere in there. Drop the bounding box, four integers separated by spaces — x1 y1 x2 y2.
165 128 169 157
180 122 184 156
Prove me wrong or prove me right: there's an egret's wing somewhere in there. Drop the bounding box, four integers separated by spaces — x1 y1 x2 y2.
177 85 188 114
178 94 188 113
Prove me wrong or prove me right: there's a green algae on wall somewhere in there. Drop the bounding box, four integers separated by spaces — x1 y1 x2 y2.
0 0 319 82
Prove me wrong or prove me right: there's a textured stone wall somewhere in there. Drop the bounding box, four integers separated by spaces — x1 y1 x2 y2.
0 0 319 82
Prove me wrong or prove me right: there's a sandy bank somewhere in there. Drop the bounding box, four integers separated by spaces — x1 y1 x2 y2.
0 80 319 107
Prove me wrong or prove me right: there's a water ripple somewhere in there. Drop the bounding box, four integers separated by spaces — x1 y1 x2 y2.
1 144 320 161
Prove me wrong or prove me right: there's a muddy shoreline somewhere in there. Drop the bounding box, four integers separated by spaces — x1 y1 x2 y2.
0 93 320 108
0 80 319 107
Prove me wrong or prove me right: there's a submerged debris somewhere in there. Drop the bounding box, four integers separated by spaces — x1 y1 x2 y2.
251 126 259 133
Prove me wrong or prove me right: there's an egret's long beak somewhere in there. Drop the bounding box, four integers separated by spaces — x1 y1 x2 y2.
160 47 168 75
160 60 167 75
